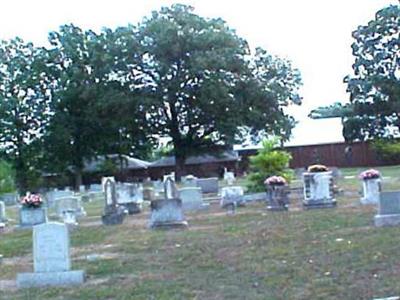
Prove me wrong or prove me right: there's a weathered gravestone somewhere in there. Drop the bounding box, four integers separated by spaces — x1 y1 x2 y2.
196 177 219 194
0 193 17 206
101 176 115 192
102 179 126 225
152 180 164 197
19 207 47 228
149 177 187 229
179 187 209 211
116 183 143 214
182 175 198 188
46 190 74 209
361 178 381 205
266 185 290 211
0 201 7 223
374 191 400 227
302 171 336 209
17 222 85 288
56 197 86 219
223 171 235 185
220 186 245 213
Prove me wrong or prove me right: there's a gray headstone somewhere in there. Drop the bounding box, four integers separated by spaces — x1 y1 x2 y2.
19 207 47 228
197 177 219 194
56 197 84 218
220 186 244 207
149 198 187 229
17 222 85 288
0 193 17 206
179 187 209 211
0 201 6 222
379 191 400 215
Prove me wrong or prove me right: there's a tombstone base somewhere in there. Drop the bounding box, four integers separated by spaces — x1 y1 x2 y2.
183 202 210 212
17 270 85 288
267 204 289 211
101 212 125 225
124 202 142 215
303 199 336 210
150 220 188 229
360 197 378 205
374 214 400 227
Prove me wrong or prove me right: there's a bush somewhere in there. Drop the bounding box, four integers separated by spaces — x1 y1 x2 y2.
372 139 400 163
246 138 293 192
0 160 16 194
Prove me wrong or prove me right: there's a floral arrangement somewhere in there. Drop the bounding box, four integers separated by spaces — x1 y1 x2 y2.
359 169 380 180
264 175 287 186
307 164 329 173
20 193 43 208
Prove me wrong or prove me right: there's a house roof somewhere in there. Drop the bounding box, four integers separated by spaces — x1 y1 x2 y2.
149 151 239 168
84 154 151 172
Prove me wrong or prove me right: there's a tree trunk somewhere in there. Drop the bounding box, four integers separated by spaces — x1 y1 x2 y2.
174 154 186 182
74 168 83 191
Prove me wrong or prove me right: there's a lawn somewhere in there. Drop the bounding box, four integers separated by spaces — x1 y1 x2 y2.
1 166 400 299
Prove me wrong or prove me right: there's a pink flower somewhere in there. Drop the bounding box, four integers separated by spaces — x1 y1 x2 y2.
265 176 287 186
359 169 380 180
20 193 43 208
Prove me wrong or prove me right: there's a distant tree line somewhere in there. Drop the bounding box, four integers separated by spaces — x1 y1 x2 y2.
0 4 302 192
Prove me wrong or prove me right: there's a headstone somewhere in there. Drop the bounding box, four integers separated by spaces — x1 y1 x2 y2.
220 186 245 212
153 180 164 197
223 171 235 185
79 185 85 193
163 172 175 183
19 207 47 228
17 222 85 288
149 177 187 229
116 183 143 214
56 197 86 219
243 193 267 202
62 210 78 226
0 193 17 206
101 179 126 225
302 171 336 209
0 201 7 223
101 176 115 192
361 178 381 205
182 175 198 188
374 191 400 227
46 190 74 209
143 187 155 201
89 184 102 192
196 177 219 194
266 185 290 211
179 187 209 211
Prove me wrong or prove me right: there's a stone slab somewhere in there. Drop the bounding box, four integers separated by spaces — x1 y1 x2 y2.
303 199 337 210
17 270 85 288
374 214 400 227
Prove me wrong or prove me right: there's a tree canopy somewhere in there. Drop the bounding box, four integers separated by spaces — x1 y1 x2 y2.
342 5 400 141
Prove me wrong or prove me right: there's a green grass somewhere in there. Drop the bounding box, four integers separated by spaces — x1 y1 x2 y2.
1 165 400 299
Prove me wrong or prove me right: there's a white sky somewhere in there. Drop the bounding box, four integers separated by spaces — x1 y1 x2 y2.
0 0 397 146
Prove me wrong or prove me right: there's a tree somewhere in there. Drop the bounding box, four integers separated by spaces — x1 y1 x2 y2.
342 5 400 141
131 4 301 179
0 38 50 193
43 24 151 189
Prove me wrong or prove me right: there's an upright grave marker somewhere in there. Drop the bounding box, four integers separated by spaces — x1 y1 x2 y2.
149 177 187 229
17 222 85 288
102 178 126 225
374 191 400 227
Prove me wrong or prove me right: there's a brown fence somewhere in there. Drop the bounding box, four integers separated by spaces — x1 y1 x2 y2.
239 141 400 170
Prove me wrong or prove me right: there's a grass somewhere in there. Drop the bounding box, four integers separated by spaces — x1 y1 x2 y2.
1 165 400 299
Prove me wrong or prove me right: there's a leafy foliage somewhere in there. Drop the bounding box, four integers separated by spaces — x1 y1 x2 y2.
131 4 301 177
343 5 400 141
372 139 400 162
246 138 292 192
0 160 16 194
0 38 51 192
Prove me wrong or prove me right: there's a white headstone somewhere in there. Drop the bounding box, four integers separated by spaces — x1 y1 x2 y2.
0 201 6 222
34 222 70 273
361 178 380 204
17 222 85 288
220 186 244 207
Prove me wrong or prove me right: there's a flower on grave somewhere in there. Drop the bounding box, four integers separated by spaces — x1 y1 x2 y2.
264 175 287 186
307 164 329 173
20 193 43 208
359 169 380 180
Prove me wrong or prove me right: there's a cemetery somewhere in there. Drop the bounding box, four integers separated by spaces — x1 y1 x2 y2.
0 2 399 299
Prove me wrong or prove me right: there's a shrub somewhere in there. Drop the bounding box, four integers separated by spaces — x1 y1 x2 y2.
246 138 293 192
0 160 16 194
372 139 400 163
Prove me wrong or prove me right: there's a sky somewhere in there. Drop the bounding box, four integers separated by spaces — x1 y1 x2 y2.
0 0 397 146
